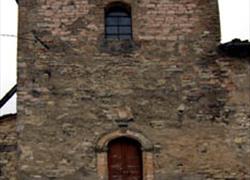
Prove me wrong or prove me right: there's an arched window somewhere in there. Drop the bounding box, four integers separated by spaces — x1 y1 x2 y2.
105 2 132 40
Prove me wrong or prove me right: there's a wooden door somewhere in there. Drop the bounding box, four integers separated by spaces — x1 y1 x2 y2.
108 137 142 180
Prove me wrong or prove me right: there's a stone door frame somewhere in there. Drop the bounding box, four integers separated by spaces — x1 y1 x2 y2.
96 129 154 180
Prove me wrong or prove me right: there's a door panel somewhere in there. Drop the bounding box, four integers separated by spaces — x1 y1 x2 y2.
108 137 142 180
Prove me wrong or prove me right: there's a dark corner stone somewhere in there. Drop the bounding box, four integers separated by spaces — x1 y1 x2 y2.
0 145 17 153
218 39 250 58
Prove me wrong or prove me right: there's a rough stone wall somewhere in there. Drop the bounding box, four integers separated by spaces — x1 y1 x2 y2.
0 114 17 180
17 0 250 179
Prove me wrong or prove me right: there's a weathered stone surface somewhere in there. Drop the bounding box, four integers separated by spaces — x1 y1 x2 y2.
15 0 250 179
0 114 17 180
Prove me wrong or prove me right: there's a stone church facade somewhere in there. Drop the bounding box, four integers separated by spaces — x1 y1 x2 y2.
13 0 250 179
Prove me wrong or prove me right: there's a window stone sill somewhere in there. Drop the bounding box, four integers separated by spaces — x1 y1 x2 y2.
99 39 139 54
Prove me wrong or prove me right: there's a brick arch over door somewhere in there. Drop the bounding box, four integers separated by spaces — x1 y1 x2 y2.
96 129 154 180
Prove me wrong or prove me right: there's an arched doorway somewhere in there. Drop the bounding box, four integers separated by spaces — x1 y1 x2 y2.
96 129 154 180
108 137 142 180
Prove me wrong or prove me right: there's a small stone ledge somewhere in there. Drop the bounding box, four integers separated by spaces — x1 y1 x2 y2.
218 39 250 58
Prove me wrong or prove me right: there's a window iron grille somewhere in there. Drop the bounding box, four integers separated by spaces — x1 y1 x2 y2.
105 4 132 40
